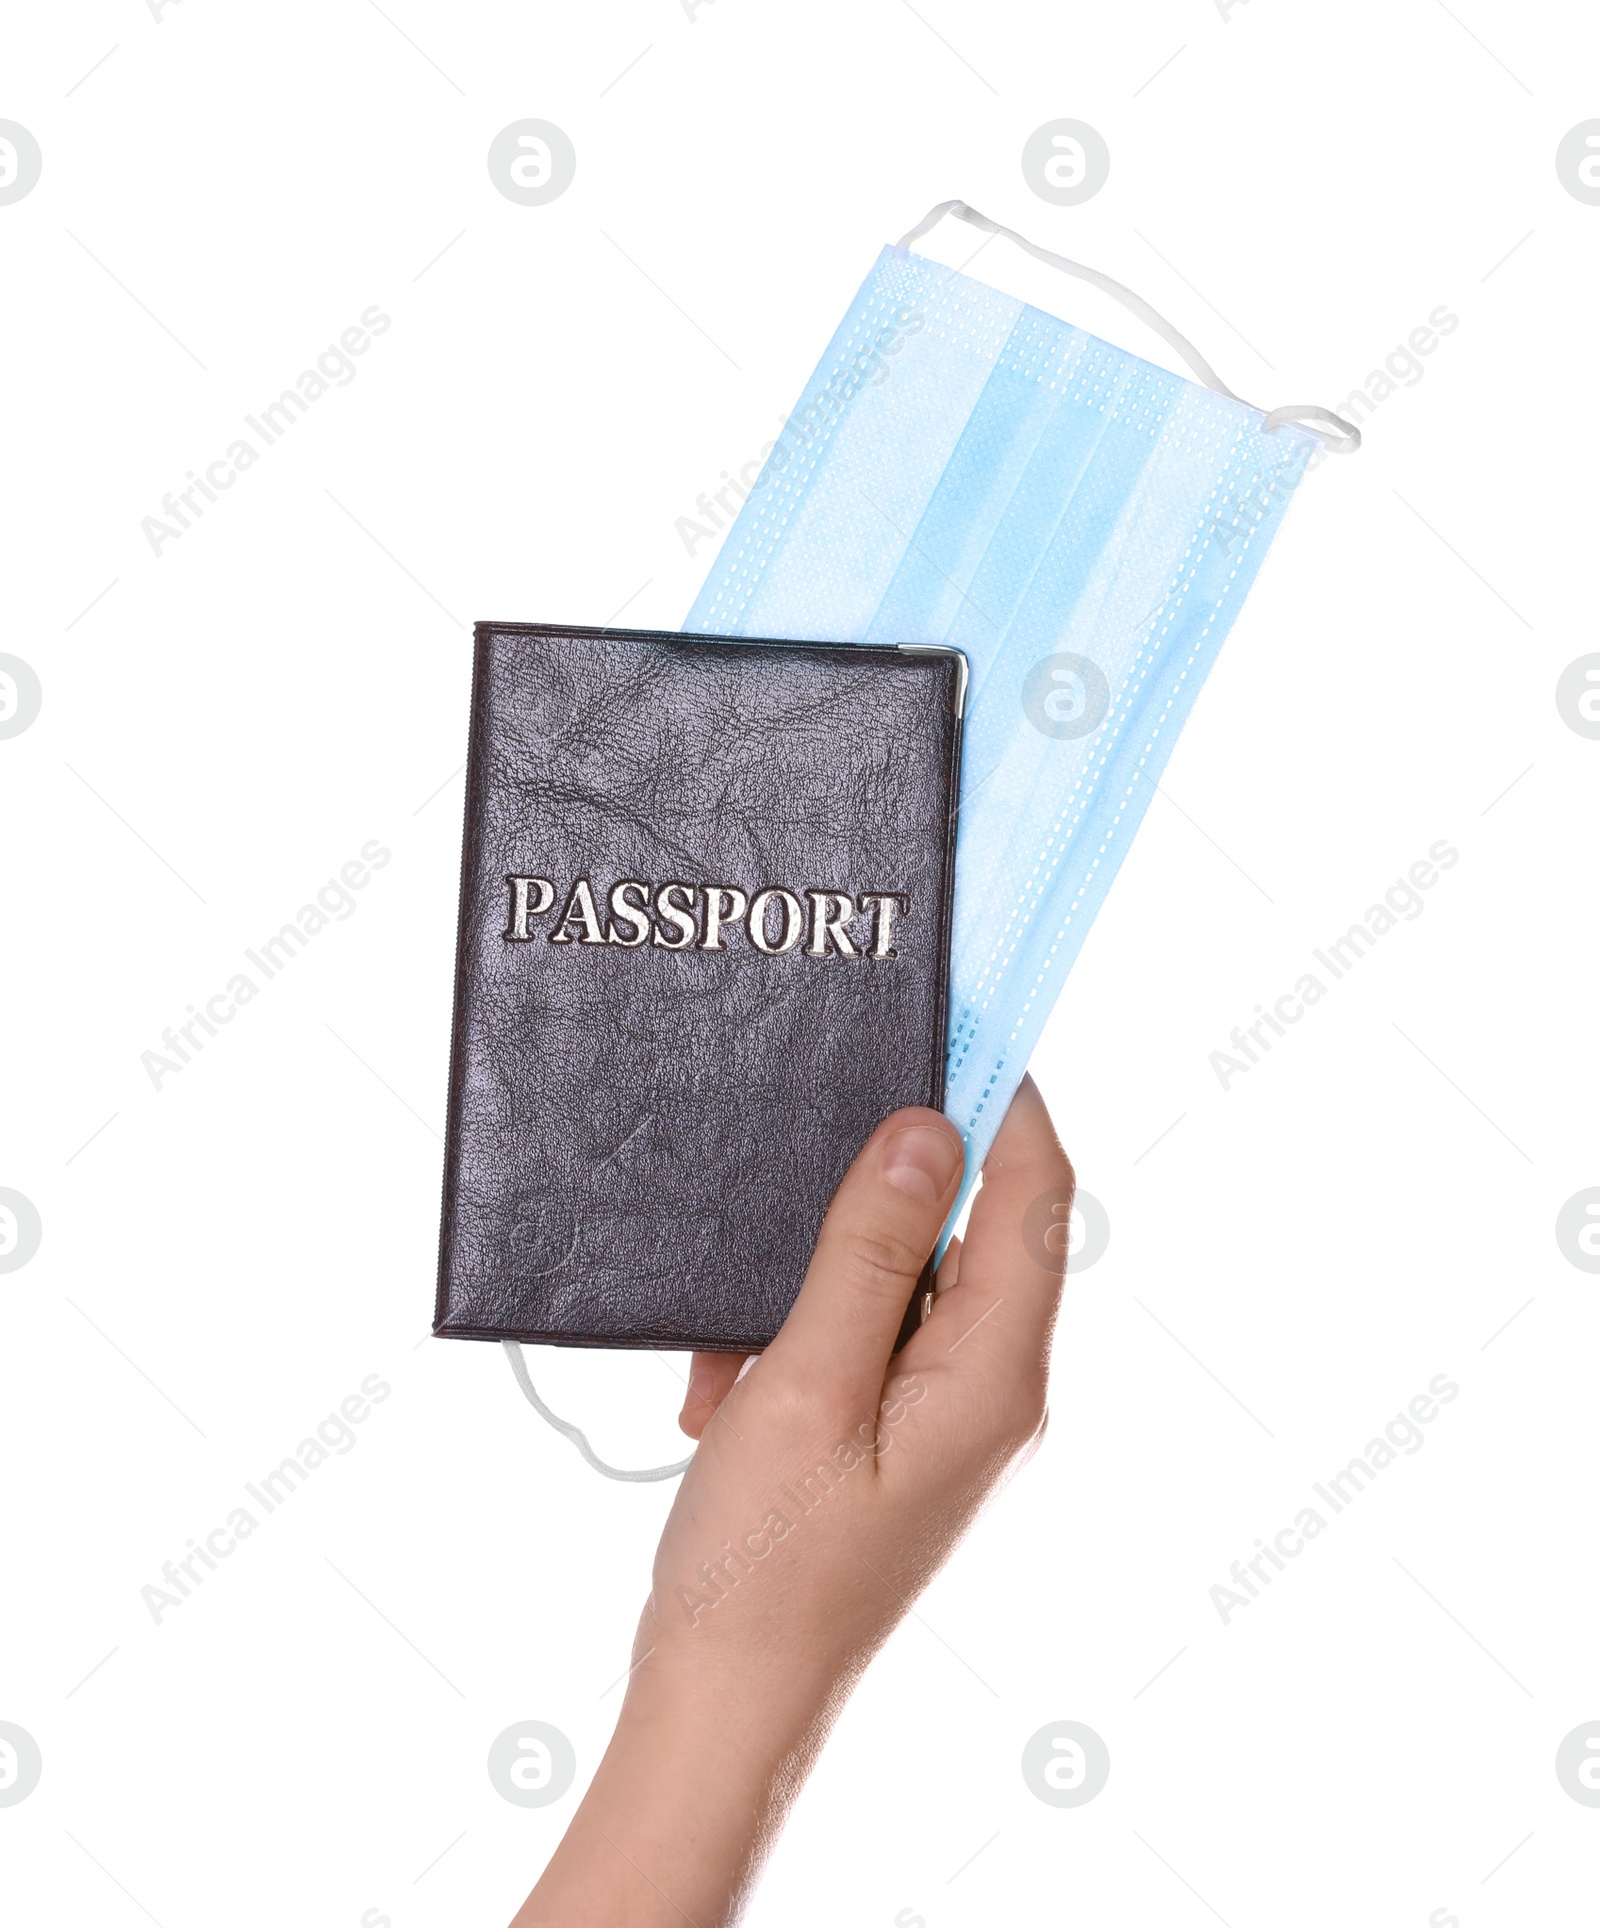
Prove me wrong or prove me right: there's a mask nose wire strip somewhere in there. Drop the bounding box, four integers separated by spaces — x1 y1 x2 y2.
895 199 1360 455
502 1340 694 1482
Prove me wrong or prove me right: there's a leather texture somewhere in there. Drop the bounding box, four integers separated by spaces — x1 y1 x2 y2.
434 621 963 1352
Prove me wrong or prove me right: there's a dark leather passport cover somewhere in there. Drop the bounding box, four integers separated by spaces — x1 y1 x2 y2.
434 621 964 1353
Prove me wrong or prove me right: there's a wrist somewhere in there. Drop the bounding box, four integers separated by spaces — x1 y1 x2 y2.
517 1658 822 1928
609 1654 827 1826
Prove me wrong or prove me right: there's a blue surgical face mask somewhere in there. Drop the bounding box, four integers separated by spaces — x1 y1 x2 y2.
507 204 1356 1478
687 201 1358 1234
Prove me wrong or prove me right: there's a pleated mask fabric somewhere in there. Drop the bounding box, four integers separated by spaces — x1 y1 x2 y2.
685 205 1356 1237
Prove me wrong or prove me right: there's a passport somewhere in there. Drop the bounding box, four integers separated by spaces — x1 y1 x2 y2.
433 622 964 1353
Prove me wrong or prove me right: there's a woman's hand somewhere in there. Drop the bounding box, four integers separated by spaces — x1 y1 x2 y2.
515 1074 1073 1927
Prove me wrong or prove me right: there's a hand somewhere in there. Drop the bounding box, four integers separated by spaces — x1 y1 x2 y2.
514 1075 1073 1927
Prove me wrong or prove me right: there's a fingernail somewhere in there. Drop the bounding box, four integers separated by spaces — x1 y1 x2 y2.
882 1124 961 1204
688 1368 714 1406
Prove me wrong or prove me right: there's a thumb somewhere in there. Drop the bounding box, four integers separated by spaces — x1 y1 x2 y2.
764 1107 964 1408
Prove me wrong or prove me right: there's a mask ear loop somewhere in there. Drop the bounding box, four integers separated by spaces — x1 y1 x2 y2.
895 200 1360 455
502 1340 693 1482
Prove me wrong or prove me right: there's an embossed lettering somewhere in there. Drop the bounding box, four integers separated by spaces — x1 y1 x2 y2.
652 883 698 950
747 887 805 955
858 892 907 959
806 891 859 957
549 878 606 945
606 880 653 947
504 876 555 940
503 874 909 957
701 886 749 952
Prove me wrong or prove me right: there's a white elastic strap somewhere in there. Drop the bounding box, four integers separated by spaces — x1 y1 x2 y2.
896 200 1360 455
502 1340 693 1482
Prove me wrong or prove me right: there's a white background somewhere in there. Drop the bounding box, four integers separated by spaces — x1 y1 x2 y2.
3 2 1597 1924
